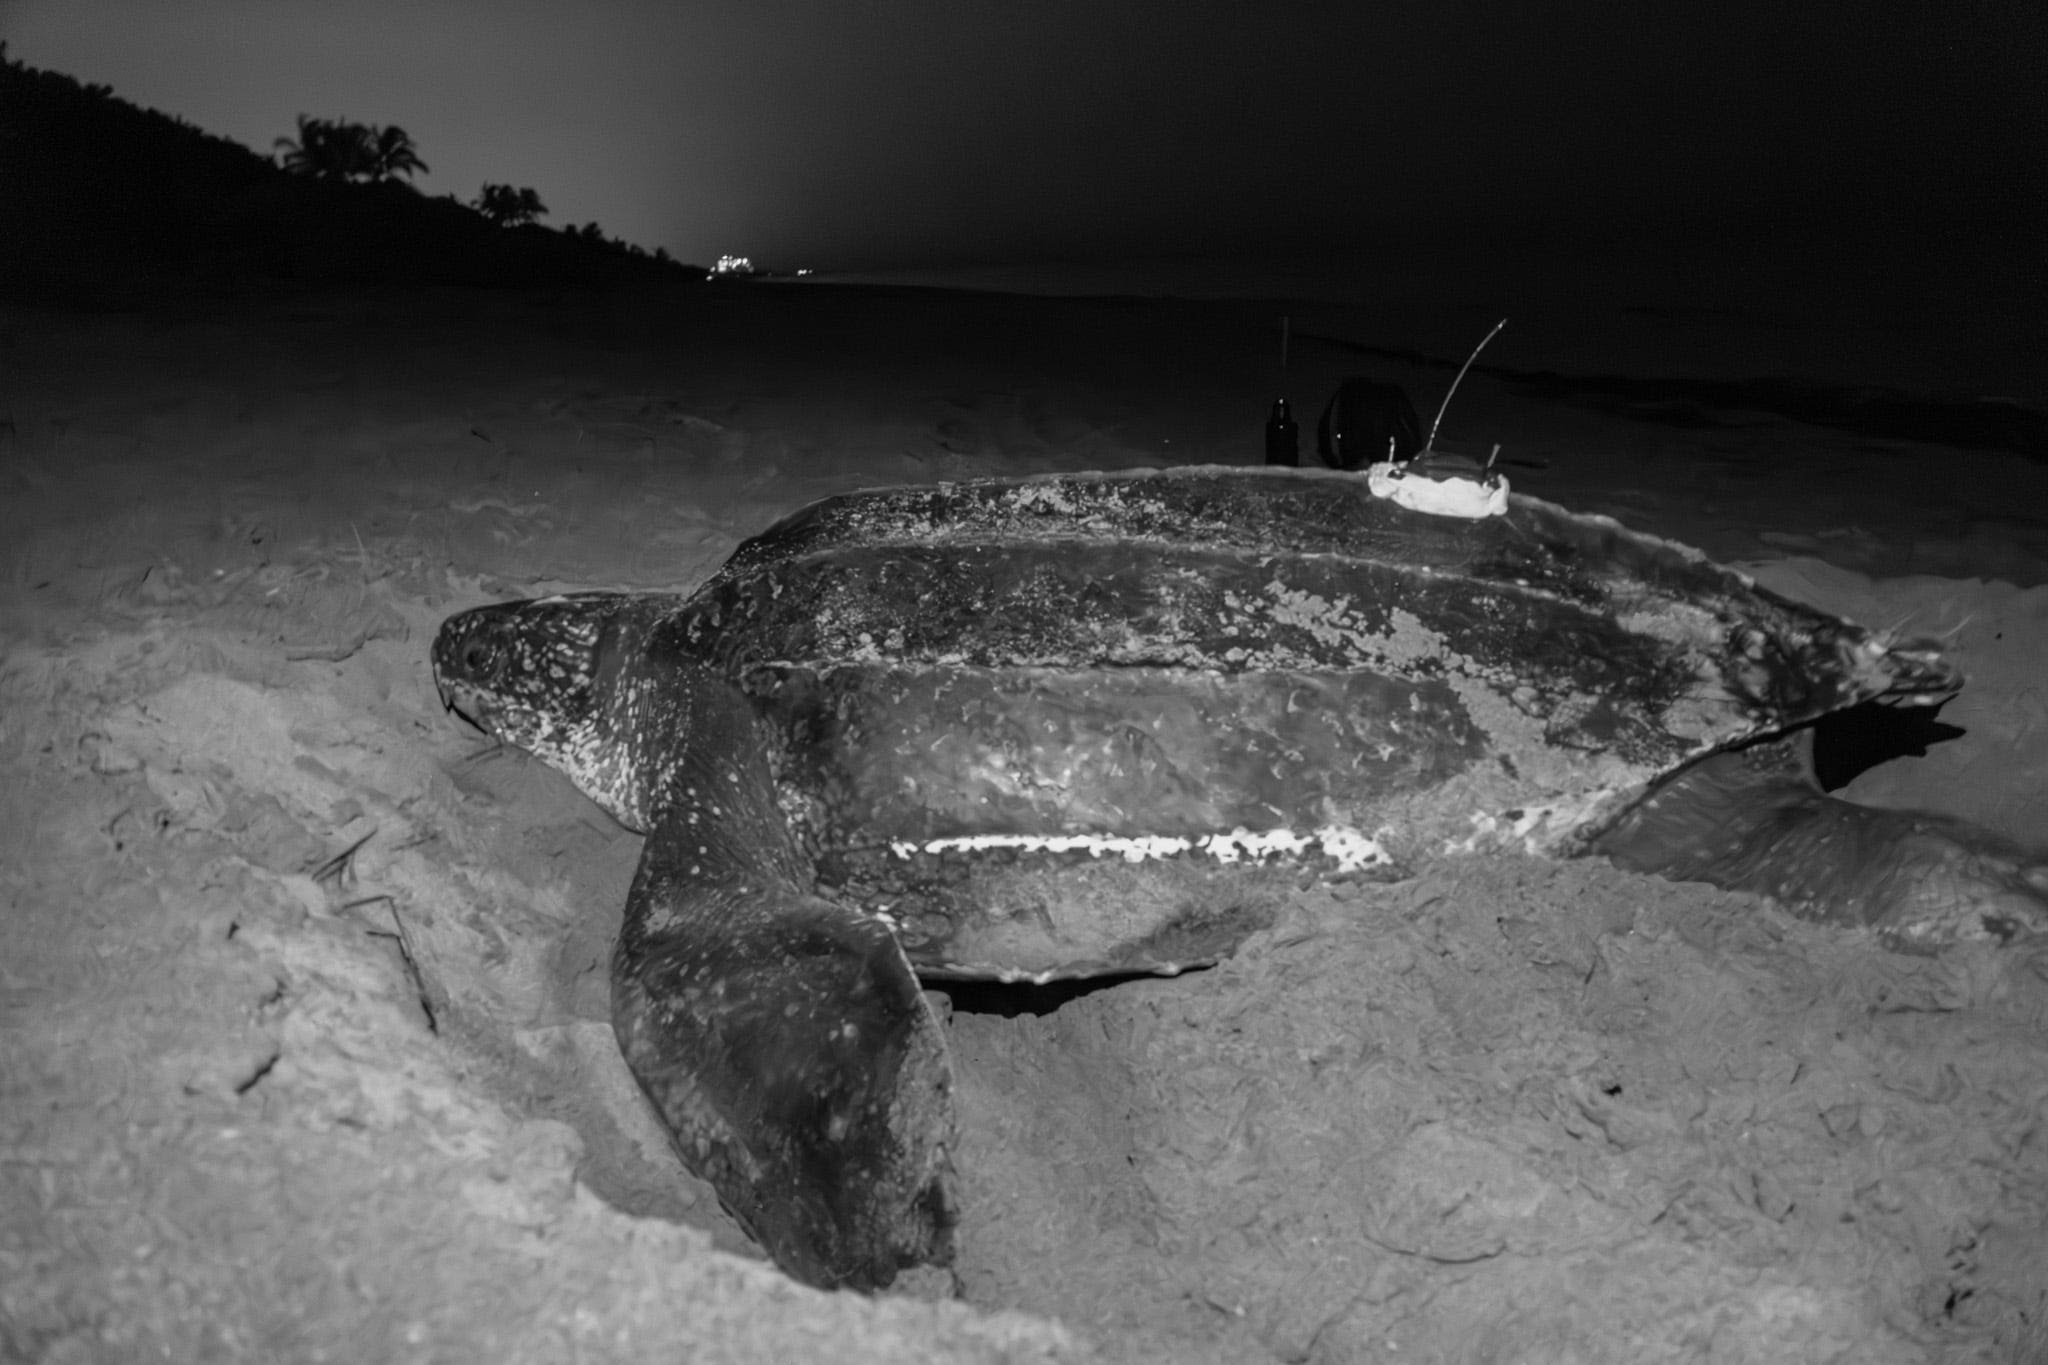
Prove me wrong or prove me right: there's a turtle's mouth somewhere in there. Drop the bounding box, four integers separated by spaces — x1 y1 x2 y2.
436 679 498 736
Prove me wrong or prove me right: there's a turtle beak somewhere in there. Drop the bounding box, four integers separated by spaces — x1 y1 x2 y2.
436 679 495 735
431 612 498 732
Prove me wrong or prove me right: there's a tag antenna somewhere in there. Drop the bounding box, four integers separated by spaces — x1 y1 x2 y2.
1426 318 1507 451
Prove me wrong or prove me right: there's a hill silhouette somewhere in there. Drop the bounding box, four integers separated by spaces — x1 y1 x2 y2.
0 44 701 303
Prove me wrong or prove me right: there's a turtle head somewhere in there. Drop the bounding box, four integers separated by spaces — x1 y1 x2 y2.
433 593 630 804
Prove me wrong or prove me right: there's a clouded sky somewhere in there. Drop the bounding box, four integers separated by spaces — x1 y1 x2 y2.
5 0 2040 272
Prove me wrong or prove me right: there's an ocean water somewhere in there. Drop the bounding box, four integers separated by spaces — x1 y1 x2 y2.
797 243 2048 587
803 242 2046 402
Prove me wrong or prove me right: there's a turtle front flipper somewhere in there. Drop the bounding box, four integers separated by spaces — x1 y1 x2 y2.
1593 735 2048 949
611 764 957 1290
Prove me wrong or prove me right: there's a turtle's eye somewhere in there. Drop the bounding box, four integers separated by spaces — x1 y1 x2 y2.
461 627 503 680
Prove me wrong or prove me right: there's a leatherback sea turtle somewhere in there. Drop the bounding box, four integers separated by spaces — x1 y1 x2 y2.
431 466 2046 1291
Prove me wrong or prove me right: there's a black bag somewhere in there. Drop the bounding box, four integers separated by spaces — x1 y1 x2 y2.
1317 379 1421 470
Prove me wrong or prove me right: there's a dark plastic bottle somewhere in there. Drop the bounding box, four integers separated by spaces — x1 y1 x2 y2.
1264 398 1299 466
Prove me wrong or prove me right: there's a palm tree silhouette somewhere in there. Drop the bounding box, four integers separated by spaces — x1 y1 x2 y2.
473 184 548 227
274 116 427 184
366 125 428 182
274 116 364 180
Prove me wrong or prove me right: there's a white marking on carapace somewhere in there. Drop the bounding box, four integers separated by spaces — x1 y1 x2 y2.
886 825 1396 873
1447 790 1627 856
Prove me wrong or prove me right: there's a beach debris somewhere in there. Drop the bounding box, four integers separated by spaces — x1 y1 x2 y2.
1317 378 1421 470
1264 397 1300 465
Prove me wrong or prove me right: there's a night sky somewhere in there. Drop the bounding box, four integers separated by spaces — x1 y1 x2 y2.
4 0 2041 276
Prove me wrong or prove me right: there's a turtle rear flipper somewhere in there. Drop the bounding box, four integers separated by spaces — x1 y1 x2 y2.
1594 736 2048 948
613 829 957 1291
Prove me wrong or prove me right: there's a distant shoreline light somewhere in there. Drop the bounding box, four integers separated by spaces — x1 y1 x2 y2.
704 255 812 281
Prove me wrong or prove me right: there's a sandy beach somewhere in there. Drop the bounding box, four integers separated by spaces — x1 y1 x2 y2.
5 274 2048 1364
